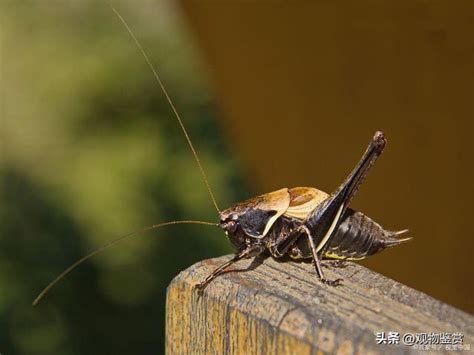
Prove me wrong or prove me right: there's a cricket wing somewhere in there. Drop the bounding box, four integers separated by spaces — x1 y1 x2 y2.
285 187 329 220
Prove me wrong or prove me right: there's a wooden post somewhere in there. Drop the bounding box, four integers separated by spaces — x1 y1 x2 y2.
166 255 473 354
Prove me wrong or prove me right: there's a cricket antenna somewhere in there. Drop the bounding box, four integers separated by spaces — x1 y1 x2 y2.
110 5 221 213
32 220 217 306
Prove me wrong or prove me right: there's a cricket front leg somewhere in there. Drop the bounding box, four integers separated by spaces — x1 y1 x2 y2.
195 244 264 290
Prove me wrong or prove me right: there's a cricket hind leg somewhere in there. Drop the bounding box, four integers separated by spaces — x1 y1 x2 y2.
195 244 264 291
304 131 386 249
301 225 343 287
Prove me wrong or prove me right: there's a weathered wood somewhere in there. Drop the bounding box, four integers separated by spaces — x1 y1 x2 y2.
166 255 473 354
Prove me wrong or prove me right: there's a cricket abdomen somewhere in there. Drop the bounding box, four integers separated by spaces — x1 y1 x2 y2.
323 209 410 260
274 209 410 261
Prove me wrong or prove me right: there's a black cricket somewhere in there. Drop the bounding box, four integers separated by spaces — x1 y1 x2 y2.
197 131 410 289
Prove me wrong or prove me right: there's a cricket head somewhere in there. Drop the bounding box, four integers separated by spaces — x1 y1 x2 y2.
218 206 247 249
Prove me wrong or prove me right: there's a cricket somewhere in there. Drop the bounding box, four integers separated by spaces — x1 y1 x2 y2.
32 6 410 306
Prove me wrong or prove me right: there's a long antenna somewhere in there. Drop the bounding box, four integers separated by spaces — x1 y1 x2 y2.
110 5 221 213
32 220 217 306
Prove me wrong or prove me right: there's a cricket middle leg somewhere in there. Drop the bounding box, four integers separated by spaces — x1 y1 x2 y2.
301 225 342 286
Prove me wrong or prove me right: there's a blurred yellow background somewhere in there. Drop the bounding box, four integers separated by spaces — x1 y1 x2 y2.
0 1 472 354
180 0 473 315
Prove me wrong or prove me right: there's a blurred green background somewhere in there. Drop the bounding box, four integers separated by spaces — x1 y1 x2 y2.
0 1 472 354
1 1 248 354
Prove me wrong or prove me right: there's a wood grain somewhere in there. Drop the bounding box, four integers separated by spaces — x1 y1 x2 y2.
166 255 473 354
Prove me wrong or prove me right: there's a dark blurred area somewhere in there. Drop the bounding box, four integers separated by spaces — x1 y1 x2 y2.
0 1 472 354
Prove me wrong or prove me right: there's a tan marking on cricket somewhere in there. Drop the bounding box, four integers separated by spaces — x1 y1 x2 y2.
226 188 290 213
316 203 345 253
285 187 329 220
259 188 291 237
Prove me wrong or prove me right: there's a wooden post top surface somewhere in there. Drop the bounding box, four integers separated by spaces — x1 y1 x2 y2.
166 255 473 354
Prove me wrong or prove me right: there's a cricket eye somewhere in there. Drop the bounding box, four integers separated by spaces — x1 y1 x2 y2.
226 220 237 233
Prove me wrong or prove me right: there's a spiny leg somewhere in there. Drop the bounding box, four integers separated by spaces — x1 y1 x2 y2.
195 244 264 290
301 225 342 286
